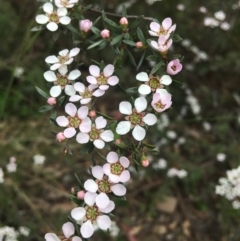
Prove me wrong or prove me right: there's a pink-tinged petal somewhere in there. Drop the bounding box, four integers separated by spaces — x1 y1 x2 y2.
74 82 85 92
65 58 74 65
45 233 60 241
59 49 69 56
44 71 57 82
84 191 97 205
64 127 76 138
150 21 160 32
116 121 131 135
79 117 91 133
50 86 61 97
36 15 49 24
161 75 172 85
68 70 81 80
59 16 71 25
96 193 110 209
138 84 151 95
92 166 104 180
77 106 88 119
134 96 147 112
71 207 86 221
69 48 80 57
99 85 109 90
156 88 168 96
89 65 100 77
76 132 89 144
120 170 130 183
50 63 61 70
65 103 77 117
119 156 129 167
92 89 105 97
100 130 114 142
143 113 157 126
47 22 58 31
95 116 107 129
136 72 149 82
72 237 82 241
99 200 115 213
106 151 118 163
119 101 132 115
169 24 176 33
162 17 172 30
96 215 111 230
80 98 91 104
62 222 74 239
45 55 58 64
150 41 158 50
132 125 146 141
89 84 98 91
84 180 98 193
107 76 119 86
65 85 76 96
93 139 105 149
80 220 94 239
43 2 53 14
103 64 114 77
111 184 126 196
57 7 67 17
86 76 97 84
103 163 111 175
148 30 158 37
56 116 69 127
69 95 81 102
109 174 120 183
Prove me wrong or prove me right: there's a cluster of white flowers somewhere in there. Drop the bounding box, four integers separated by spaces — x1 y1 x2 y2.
216 166 240 209
152 158 167 170
0 226 29 241
33 154 46 165
167 168 188 178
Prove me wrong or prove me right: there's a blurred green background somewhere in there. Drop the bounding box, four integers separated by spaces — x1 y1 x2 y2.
1 0 240 240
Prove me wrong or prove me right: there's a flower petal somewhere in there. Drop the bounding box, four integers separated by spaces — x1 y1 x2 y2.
69 95 81 102
36 14 49 24
161 75 172 85
45 233 60 241
65 103 77 117
84 191 97 205
64 127 76 138
71 207 86 221
45 55 58 64
138 84 151 95
89 65 100 77
59 49 69 56
100 130 114 142
106 151 118 163
119 101 132 115
109 174 120 183
92 166 104 180
116 121 131 135
134 96 147 112
62 222 74 239
69 48 80 57
44 70 57 82
95 116 106 129
72 237 82 241
65 85 76 96
81 220 94 239
76 132 89 144
43 2 53 14
96 193 110 209
47 22 58 31
107 76 119 86
119 156 129 167
92 89 105 97
97 215 111 230
86 76 97 84
56 116 69 127
74 82 85 92
93 139 105 149
162 17 172 30
136 72 149 82
132 125 146 141
111 184 126 196
120 170 130 183
58 64 68 75
77 106 88 119
103 64 114 77
57 7 67 17
59 16 71 25
79 117 91 133
99 200 115 213
68 70 81 80
84 179 98 192
150 22 160 32
103 163 111 175
50 63 61 70
50 86 61 97
143 113 157 126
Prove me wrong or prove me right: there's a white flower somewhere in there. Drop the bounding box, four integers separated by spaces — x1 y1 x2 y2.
202 121 211 131
151 36 172 53
177 4 185 11
14 67 24 78
86 64 119 94
220 22 230 31
55 0 78 8
71 201 115 238
216 153 226 162
19 227 30 236
214 10 226 21
6 157 17 173
0 168 4 183
44 65 80 97
109 221 120 237
152 158 167 170
166 130 177 139
116 97 157 141
35 3 71 31
69 83 103 105
45 47 80 71
136 72 172 95
76 116 114 149
33 154 46 165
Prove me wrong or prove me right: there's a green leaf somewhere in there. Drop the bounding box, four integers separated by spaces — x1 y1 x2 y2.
114 56 122 68
35 86 49 99
79 142 94 155
169 54 182 60
74 173 84 188
125 48 137 67
31 26 43 32
50 111 57 125
142 142 156 149
172 34 183 42
104 18 121 30
123 40 136 47
65 24 81 36
38 105 54 113
150 61 163 74
146 55 160 62
117 83 126 93
104 143 111 150
87 39 105 50
124 33 130 39
126 87 138 94
137 27 145 43
95 111 114 120
97 152 106 160
58 95 66 106
91 26 100 35
137 50 146 70
130 17 142 29
93 16 101 25
82 4 93 11
69 194 83 206
121 4 127 17
146 39 157 51
110 34 123 46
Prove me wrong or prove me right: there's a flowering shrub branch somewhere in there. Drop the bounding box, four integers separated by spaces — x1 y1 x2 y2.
34 0 183 239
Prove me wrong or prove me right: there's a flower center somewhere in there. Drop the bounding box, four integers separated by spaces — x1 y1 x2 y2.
171 65 176 71
110 162 124 175
68 116 81 128
89 127 100 140
159 27 168 36
85 205 99 221
58 236 70 241
149 77 160 90
97 74 108 85
58 55 69 64
57 75 69 87
49 12 59 23
97 178 111 193
129 112 142 125
154 101 166 109
81 89 92 99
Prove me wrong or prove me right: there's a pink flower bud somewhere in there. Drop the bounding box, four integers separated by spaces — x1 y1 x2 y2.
136 41 143 49
79 19 92 33
47 97 56 106
120 17 128 25
167 59 183 75
89 110 96 118
101 29 110 39
115 139 121 145
141 159 149 167
77 190 85 199
56 132 66 142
